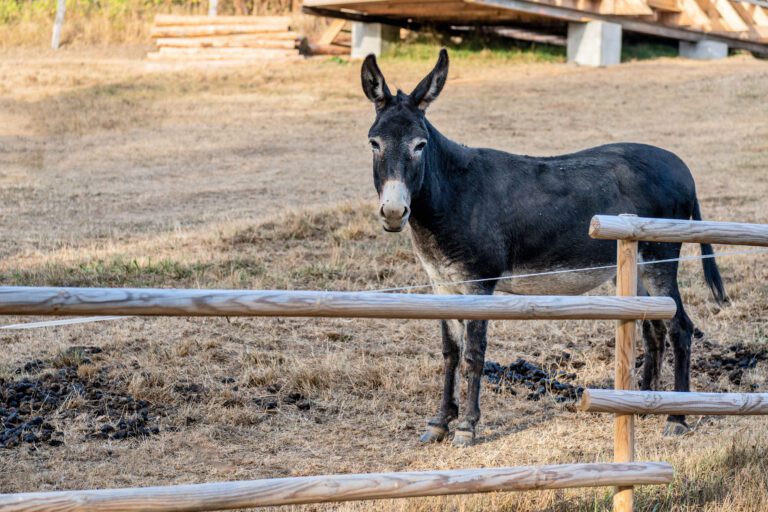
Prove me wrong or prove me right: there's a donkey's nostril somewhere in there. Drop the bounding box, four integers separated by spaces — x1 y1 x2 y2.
379 205 386 218
402 205 410 218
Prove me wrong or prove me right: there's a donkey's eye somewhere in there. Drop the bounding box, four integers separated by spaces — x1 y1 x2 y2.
369 140 381 151
413 141 427 153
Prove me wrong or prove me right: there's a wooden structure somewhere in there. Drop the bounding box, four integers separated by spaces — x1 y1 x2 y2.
147 15 304 62
302 0 768 55
0 462 673 511
583 213 768 512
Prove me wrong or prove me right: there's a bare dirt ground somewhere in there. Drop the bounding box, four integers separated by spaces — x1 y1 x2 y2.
1 49 768 511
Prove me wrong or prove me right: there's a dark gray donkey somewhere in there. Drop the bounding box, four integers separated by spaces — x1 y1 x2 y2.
361 49 727 446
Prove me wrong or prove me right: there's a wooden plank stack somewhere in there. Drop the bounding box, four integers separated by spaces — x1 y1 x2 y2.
147 15 304 62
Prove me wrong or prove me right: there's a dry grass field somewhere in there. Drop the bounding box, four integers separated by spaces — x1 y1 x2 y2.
1 49 768 511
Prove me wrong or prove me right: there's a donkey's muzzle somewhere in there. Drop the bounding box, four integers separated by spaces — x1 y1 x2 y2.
379 180 411 232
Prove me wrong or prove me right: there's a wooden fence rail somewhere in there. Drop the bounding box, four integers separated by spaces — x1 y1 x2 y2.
0 462 674 512
0 286 676 321
590 215 768 246
580 389 768 415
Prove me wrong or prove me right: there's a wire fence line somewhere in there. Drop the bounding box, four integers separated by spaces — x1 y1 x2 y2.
1 247 767 331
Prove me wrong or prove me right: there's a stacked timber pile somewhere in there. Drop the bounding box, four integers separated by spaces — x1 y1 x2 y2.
148 15 304 62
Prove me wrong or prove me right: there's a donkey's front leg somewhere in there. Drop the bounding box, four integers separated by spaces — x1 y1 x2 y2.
420 319 463 443
453 319 488 447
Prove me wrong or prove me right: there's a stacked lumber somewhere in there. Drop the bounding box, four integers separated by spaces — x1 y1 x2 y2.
147 15 304 62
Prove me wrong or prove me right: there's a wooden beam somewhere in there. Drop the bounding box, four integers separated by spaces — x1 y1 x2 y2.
590 215 768 246
0 462 674 512
581 389 768 415
0 287 676 321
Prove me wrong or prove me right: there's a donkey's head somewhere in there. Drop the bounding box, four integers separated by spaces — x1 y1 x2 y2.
361 49 449 232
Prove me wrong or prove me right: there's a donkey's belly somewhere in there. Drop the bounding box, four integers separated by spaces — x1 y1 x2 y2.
495 267 615 295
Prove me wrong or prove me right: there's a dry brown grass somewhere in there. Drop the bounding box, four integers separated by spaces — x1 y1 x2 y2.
1 52 768 511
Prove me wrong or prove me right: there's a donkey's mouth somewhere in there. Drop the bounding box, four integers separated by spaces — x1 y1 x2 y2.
381 216 409 232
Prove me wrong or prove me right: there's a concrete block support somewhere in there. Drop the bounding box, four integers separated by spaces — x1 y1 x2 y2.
351 22 399 58
679 40 728 60
567 21 622 67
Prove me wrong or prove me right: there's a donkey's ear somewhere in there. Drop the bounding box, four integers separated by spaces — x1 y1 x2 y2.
361 54 392 112
410 48 449 111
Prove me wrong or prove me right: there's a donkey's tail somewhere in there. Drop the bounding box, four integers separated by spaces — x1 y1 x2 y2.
693 197 728 305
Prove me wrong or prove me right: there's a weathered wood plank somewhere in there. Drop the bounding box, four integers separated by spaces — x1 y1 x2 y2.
581 389 768 415
590 215 768 246
0 287 676 320
0 462 674 512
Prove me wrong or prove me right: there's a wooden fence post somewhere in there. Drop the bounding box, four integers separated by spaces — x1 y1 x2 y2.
51 0 66 49
614 215 638 512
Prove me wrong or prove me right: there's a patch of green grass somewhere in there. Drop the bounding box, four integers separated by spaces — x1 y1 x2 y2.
383 32 565 64
621 42 678 62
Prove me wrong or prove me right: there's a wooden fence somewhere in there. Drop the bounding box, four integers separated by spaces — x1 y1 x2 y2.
585 213 768 512
2 213 768 511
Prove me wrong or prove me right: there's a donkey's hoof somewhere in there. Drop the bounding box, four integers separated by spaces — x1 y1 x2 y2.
452 429 475 447
420 424 448 443
663 421 691 437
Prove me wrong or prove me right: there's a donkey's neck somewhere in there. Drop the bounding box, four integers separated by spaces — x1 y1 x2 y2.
411 120 467 218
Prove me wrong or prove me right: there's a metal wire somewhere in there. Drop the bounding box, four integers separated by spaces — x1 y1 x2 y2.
2 247 767 330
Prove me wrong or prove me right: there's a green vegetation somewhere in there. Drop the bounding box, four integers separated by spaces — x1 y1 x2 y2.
621 41 679 61
384 32 566 63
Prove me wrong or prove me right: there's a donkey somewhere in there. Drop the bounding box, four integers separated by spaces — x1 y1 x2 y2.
361 49 728 446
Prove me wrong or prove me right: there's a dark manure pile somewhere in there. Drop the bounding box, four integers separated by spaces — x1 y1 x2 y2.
693 341 768 388
1 346 162 450
484 354 584 402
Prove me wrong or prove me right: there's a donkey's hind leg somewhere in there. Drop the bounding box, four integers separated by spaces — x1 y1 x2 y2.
637 282 668 392
640 243 694 436
420 319 463 443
